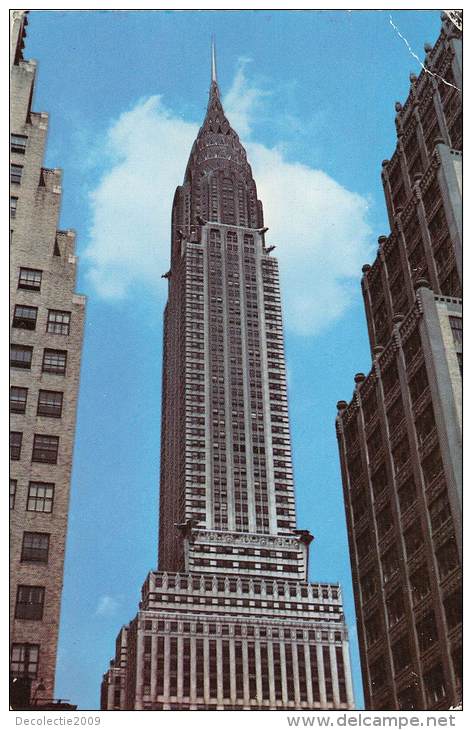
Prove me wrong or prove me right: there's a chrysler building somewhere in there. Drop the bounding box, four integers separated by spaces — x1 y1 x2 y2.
101 46 354 711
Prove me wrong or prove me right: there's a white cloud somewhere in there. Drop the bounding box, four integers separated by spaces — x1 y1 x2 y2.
84 67 373 335
95 595 120 617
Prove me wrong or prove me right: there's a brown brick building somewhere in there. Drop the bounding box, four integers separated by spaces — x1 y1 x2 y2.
335 13 462 710
10 11 85 704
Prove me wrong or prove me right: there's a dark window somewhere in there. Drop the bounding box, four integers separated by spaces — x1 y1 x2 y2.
381 546 399 583
392 436 410 475
12 304 38 330
403 524 423 558
10 344 33 369
11 163 23 184
410 564 431 605
392 635 411 673
47 309 71 335
387 591 405 627
15 585 45 620
18 267 42 291
416 404 436 445
10 386 28 413
10 196 18 217
27 482 55 513
409 364 428 402
416 611 438 653
435 538 459 579
11 134 28 153
10 479 17 510
424 664 446 705
371 463 388 498
32 434 59 464
449 316 462 346
360 570 376 602
37 390 63 418
10 431 22 460
10 644 39 678
377 504 393 538
369 656 387 692
42 349 67 374
21 532 50 563
422 447 444 486
443 591 462 631
398 686 418 711
398 478 416 512
428 491 451 531
365 612 382 646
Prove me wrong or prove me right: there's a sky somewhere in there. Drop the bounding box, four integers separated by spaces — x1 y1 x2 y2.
21 8 444 711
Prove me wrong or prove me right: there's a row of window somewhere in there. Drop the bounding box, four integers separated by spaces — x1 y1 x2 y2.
11 345 67 374
10 480 55 512
10 387 63 417
10 432 59 463
12 305 71 334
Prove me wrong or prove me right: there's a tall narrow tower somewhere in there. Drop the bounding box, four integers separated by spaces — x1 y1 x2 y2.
10 11 85 705
336 13 462 711
101 47 355 711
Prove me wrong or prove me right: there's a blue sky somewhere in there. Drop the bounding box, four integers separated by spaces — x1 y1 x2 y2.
23 9 443 711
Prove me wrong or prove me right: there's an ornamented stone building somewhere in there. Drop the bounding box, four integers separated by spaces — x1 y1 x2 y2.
10 11 85 705
335 13 462 711
101 48 355 711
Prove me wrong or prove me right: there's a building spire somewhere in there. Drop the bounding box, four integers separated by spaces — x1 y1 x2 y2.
211 36 217 84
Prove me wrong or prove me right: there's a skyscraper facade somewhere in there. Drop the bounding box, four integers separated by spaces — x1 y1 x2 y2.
101 53 354 711
335 13 462 710
10 11 85 704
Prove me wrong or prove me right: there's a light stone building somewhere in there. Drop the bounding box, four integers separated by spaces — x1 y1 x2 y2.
101 48 355 711
336 13 462 711
10 11 85 704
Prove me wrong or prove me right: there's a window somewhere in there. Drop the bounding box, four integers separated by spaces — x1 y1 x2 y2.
47 310 71 335
27 482 55 513
10 480 17 510
42 349 67 374
424 664 446 705
387 591 405 627
10 386 28 413
10 344 33 369
11 163 23 184
410 564 430 605
18 267 42 291
21 532 50 563
10 431 22 460
416 611 438 653
449 316 462 346
12 304 38 330
392 635 411 673
32 434 59 464
10 644 39 678
428 491 451 531
435 538 459 579
398 686 418 711
10 196 18 217
37 390 63 418
443 591 462 631
369 656 387 692
15 586 45 620
404 524 423 558
11 134 28 153
398 478 416 512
